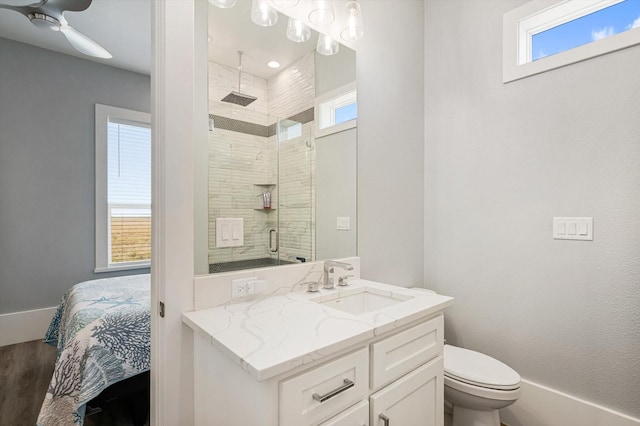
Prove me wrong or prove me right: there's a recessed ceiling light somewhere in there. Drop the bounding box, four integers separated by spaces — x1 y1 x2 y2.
267 61 281 69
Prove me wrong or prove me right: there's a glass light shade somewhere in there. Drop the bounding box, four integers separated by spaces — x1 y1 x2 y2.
308 0 335 27
271 0 300 7
208 0 237 8
316 34 339 56
340 0 364 41
287 18 311 43
251 0 278 27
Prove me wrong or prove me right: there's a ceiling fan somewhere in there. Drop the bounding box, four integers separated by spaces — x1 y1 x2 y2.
0 0 111 58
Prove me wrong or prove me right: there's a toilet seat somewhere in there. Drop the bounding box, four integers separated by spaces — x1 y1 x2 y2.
445 375 521 401
444 345 520 391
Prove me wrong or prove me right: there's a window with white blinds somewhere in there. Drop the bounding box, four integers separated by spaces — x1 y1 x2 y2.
95 104 151 272
108 121 151 264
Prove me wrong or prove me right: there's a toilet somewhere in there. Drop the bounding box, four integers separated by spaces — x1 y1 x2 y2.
444 344 521 426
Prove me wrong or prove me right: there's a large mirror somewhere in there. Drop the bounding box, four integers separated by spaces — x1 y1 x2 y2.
198 1 357 274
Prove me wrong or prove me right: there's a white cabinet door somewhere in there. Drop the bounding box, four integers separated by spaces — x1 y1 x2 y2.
370 357 444 426
370 315 443 390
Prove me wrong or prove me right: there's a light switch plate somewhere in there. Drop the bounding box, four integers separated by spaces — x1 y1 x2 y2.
337 217 350 230
216 218 244 247
553 217 593 241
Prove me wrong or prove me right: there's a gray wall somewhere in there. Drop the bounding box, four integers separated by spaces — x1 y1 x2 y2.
315 47 356 96
315 43 357 262
0 38 151 314
424 0 640 418
316 128 357 260
357 0 425 287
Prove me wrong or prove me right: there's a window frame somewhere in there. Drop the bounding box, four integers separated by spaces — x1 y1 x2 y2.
503 0 640 82
95 104 151 273
315 82 357 138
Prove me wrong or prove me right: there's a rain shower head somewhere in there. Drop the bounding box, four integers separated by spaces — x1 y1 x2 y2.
221 91 258 106
222 51 257 107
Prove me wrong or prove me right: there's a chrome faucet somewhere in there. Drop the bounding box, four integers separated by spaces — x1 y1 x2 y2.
323 260 354 289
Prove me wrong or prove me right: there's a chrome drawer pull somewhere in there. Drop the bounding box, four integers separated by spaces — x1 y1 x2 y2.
379 413 390 425
312 378 354 403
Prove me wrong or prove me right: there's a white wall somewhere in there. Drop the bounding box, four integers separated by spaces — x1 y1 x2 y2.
357 0 425 287
424 0 640 419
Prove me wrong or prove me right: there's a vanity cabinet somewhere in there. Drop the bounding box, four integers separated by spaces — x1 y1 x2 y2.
192 314 444 426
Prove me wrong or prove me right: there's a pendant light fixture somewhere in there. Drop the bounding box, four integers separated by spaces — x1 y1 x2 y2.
286 17 311 43
341 0 364 41
308 0 335 27
208 0 237 8
316 33 339 55
251 0 278 27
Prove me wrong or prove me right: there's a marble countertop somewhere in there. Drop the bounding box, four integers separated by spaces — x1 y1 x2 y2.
183 279 454 381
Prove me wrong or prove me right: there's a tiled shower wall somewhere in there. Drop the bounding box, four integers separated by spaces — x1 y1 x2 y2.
208 53 316 267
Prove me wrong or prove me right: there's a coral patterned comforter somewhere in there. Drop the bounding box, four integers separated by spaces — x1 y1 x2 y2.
37 274 150 426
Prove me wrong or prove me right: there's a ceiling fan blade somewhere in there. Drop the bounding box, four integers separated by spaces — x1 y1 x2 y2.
43 0 92 13
0 2 28 14
60 24 111 58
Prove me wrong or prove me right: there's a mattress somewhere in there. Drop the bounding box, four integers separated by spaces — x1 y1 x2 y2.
37 274 151 426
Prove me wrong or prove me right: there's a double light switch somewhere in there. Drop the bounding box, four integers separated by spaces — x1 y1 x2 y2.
216 218 244 247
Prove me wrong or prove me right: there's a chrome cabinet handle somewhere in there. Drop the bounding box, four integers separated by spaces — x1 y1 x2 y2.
312 379 354 403
379 414 390 426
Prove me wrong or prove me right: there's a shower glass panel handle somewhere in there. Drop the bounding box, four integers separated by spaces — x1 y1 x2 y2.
269 229 279 253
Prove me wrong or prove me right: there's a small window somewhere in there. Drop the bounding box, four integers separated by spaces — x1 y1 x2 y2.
504 0 640 82
95 104 151 272
334 102 357 125
315 82 357 137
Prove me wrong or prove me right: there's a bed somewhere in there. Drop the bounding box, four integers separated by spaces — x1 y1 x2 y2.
37 274 151 426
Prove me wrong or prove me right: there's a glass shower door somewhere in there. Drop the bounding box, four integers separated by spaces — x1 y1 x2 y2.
275 117 315 264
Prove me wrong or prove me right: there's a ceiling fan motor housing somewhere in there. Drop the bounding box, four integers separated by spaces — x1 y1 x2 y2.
28 13 61 31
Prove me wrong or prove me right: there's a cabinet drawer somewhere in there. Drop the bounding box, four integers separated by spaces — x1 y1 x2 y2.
318 400 369 426
371 315 443 390
279 348 369 426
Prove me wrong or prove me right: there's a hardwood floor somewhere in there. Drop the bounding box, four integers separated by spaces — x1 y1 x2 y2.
0 340 148 426
0 340 56 426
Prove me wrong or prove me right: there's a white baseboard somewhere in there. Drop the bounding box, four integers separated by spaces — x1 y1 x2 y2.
0 307 57 347
501 379 640 426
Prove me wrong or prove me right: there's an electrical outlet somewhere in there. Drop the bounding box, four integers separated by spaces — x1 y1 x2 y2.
231 277 257 299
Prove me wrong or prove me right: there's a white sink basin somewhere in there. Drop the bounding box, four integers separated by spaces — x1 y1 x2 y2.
314 287 413 316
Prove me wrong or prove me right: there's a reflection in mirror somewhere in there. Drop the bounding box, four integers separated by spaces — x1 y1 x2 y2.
203 1 356 274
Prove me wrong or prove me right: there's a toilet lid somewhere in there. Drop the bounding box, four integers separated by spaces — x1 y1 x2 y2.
444 345 520 391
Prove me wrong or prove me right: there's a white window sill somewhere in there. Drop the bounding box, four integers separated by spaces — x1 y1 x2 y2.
95 262 151 273
316 118 357 138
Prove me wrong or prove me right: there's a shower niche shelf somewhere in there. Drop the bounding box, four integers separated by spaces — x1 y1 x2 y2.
254 183 276 211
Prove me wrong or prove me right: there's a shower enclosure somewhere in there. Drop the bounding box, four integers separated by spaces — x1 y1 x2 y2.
207 114 315 273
